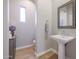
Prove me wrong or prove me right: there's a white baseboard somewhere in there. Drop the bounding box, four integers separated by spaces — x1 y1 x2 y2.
36 49 51 57
36 48 58 57
50 48 58 55
16 44 33 50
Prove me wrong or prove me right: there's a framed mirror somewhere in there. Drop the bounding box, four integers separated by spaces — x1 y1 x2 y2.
58 1 76 29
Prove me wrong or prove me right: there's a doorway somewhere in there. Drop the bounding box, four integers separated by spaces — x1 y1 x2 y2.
9 0 37 59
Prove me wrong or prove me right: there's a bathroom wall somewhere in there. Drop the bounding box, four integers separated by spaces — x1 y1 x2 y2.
9 0 36 48
36 0 55 54
3 0 9 59
30 0 37 4
66 39 76 59
31 1 75 59
51 0 76 59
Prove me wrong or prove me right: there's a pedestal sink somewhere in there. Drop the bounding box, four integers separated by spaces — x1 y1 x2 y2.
50 35 75 59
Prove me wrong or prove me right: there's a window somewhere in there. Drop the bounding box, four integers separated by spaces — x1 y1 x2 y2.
35 10 37 25
20 7 26 22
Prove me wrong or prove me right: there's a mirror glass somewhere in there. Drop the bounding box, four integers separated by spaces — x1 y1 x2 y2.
59 3 72 26
58 1 75 28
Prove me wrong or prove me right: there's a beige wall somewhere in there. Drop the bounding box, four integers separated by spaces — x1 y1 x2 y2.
9 0 36 48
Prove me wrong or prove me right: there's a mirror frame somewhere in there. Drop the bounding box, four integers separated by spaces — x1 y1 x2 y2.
58 1 76 29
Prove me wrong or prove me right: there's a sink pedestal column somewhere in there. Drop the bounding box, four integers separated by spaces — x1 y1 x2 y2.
58 43 65 59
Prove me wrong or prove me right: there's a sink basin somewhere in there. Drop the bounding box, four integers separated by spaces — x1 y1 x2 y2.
50 35 75 59
50 35 75 44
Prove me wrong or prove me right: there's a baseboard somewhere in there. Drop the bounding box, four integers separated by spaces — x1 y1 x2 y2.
36 49 51 57
35 48 70 59
36 48 58 57
16 44 33 50
50 48 58 55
